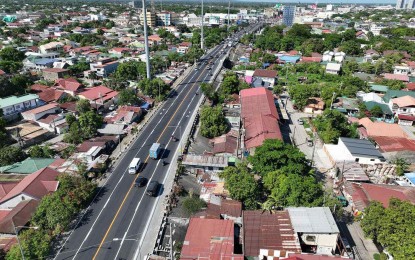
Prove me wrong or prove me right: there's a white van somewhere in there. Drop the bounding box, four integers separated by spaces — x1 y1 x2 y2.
128 158 141 174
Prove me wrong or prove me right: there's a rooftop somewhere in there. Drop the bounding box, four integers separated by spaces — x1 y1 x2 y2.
253 69 277 78
373 136 415 152
287 207 339 234
0 158 56 174
21 103 58 116
359 118 407 138
182 155 228 168
383 89 415 103
0 94 39 109
340 137 384 159
243 210 301 257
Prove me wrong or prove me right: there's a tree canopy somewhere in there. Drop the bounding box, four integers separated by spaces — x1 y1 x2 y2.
118 88 142 106
199 105 228 138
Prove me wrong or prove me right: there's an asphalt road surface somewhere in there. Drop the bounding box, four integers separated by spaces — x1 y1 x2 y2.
54 23 262 260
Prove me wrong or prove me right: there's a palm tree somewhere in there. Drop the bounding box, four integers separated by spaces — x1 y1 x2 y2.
260 194 282 213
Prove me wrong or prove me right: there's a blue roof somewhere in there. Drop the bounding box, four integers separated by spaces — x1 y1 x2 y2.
405 172 415 185
35 58 57 65
140 102 150 109
279 55 301 63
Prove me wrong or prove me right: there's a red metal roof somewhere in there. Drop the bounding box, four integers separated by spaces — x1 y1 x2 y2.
372 136 415 152
383 73 409 82
241 88 282 149
243 210 301 257
38 88 65 103
253 69 277 78
398 114 415 121
55 78 82 92
181 218 243 260
0 200 39 234
78 85 118 102
0 167 59 204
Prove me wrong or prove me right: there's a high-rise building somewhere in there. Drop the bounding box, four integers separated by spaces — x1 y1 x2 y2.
156 12 171 26
407 0 415 9
140 11 156 27
396 0 406 9
282 5 296 27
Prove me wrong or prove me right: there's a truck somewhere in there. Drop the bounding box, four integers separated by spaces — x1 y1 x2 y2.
128 158 141 174
227 41 233 47
149 143 161 159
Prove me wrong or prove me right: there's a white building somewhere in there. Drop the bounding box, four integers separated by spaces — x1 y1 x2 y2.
394 65 411 75
324 137 385 166
0 94 41 117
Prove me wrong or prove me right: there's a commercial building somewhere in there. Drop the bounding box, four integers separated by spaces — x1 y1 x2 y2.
283 5 296 27
140 10 156 27
156 12 171 26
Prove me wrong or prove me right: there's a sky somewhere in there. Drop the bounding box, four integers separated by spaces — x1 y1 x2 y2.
235 0 395 4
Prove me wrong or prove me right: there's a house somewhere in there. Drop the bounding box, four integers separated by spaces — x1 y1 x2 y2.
55 78 83 96
78 85 119 110
37 88 66 103
194 198 242 223
389 95 415 116
88 58 119 78
360 92 383 103
322 51 334 62
39 41 63 54
287 207 340 255
325 62 341 75
304 97 325 114
177 42 192 54
364 101 393 117
0 199 39 236
243 210 301 258
252 69 277 86
108 47 131 56
324 137 385 166
37 113 68 134
383 73 409 82
402 172 415 186
356 30 368 40
42 68 69 81
0 158 57 175
21 103 60 121
181 155 229 174
211 131 238 156
300 56 322 63
180 218 243 260
333 97 360 116
397 114 415 126
0 94 41 118
240 88 282 153
393 65 411 75
383 89 415 103
0 167 59 209
342 182 415 214
370 84 389 94
358 117 408 139
104 105 142 125
333 51 346 63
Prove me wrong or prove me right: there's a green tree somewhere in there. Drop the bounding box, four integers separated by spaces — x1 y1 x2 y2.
182 196 206 217
392 157 409 176
247 139 310 176
313 109 358 144
200 82 218 103
0 146 26 167
137 78 171 101
199 106 228 138
370 105 383 118
114 61 147 81
28 144 54 158
63 122 84 144
0 47 25 61
0 60 23 73
68 61 90 75
219 163 260 209
78 111 103 139
339 40 362 55
76 99 92 113
6 229 51 260
65 114 76 127
118 88 142 106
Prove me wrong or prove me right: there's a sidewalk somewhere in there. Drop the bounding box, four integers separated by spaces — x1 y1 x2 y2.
347 222 379 260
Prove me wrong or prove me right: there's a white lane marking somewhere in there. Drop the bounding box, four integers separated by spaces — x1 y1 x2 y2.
129 71 211 260
59 70 202 260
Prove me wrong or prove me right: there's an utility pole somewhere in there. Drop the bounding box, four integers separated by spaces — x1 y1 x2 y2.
201 0 204 50
142 0 151 79
227 0 231 33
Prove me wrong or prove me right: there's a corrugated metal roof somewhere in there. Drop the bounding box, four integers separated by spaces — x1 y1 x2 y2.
0 158 56 174
340 137 384 159
287 207 339 234
0 94 39 109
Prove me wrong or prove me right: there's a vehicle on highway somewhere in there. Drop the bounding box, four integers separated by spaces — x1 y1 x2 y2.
146 180 160 196
134 176 147 187
297 118 304 125
149 143 161 159
128 158 141 174
207 66 211 70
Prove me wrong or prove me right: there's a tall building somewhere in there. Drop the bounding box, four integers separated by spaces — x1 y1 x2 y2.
156 12 171 26
282 5 296 27
140 11 156 27
396 0 406 9
408 0 415 9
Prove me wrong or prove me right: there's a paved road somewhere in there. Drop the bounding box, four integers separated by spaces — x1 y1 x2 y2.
54 24 262 260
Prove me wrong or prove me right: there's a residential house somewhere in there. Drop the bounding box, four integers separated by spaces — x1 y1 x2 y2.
55 78 83 96
364 49 379 63
252 69 277 86
181 155 229 174
240 88 282 153
304 97 325 114
370 84 389 94
39 41 64 54
383 89 415 103
325 62 341 75
108 47 131 56
360 92 383 103
0 158 57 175
364 101 393 118
334 51 346 63
401 172 415 186
343 182 415 214
0 94 41 118
358 117 408 139
0 167 59 210
42 68 69 81
324 137 385 166
243 210 301 258
356 30 368 40
393 65 411 75
300 56 322 63
383 73 409 82
322 51 334 62
37 113 68 134
88 58 119 78
78 85 119 110
211 131 238 157
177 42 192 54
24 58 58 71
180 218 243 260
21 103 60 121
389 95 415 116
104 106 143 125
287 207 340 255
397 114 415 126
333 97 360 116
37 88 66 103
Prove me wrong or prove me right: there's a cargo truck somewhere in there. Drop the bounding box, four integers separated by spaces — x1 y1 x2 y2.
149 143 161 159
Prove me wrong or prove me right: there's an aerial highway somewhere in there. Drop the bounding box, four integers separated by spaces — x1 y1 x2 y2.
53 22 262 260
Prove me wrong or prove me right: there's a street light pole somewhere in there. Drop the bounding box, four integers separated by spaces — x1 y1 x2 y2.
201 0 204 50
12 223 39 260
142 0 151 79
